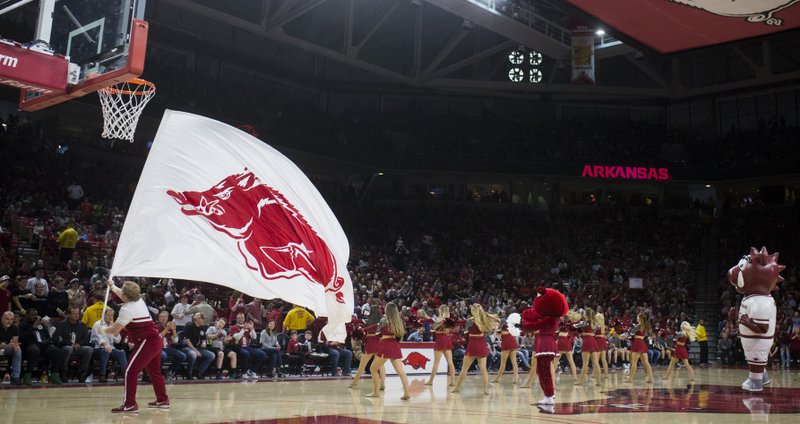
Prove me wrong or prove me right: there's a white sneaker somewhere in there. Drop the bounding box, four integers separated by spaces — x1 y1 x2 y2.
247 370 258 379
537 404 555 414
242 372 252 380
84 375 93 383
537 396 556 405
741 378 762 392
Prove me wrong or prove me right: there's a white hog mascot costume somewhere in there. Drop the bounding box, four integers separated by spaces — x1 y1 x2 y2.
727 246 786 392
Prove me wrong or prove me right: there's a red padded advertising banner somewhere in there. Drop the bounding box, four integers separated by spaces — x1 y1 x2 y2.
563 0 800 53
0 42 68 93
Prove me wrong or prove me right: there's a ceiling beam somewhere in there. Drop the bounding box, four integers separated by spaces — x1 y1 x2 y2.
622 54 671 91
267 27 418 85
427 78 669 98
412 3 424 80
264 0 328 31
344 0 354 56
159 0 416 85
354 2 399 53
267 0 299 25
422 23 471 77
423 39 516 81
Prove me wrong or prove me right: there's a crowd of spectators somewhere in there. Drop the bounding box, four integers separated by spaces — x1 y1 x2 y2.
3 100 800 386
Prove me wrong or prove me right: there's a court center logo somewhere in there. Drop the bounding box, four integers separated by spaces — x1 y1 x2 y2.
167 170 346 303
402 352 430 370
668 0 800 25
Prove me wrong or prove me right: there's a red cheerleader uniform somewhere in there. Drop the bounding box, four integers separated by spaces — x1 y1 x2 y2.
499 324 519 351
630 329 648 353
465 323 489 357
376 325 403 359
363 324 381 355
433 318 454 351
557 322 574 352
579 324 598 352
673 335 689 360
594 328 608 351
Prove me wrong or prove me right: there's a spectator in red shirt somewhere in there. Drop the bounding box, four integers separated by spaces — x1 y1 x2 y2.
229 313 267 379
227 292 246 324
244 298 264 330
266 302 284 333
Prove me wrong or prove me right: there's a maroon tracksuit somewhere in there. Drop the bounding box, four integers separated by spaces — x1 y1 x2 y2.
118 298 168 408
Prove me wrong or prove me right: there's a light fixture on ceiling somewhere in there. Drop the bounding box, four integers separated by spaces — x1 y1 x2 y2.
596 29 605 36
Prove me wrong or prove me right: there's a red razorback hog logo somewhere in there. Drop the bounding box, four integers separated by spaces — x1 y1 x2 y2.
166 170 346 303
402 352 430 370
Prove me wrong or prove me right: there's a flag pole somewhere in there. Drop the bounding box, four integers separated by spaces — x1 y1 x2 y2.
100 274 112 327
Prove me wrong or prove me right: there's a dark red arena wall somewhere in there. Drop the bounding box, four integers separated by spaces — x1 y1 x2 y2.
563 0 800 53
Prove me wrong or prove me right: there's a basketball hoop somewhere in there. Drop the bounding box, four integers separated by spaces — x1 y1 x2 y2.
98 78 156 142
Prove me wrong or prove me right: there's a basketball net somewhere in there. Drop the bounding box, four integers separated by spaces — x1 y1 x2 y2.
98 78 156 142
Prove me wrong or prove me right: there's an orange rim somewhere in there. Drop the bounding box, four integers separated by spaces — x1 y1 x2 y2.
100 78 156 96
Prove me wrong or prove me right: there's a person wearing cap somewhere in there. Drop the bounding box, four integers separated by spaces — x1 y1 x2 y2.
67 278 87 311
0 275 12 315
183 294 216 326
170 294 192 333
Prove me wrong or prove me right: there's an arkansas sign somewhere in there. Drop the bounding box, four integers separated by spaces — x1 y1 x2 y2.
581 165 670 181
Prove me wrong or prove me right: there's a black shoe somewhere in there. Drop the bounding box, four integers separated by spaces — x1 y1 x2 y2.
11 377 21 385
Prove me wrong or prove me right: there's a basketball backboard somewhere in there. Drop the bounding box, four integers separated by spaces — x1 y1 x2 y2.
0 0 147 111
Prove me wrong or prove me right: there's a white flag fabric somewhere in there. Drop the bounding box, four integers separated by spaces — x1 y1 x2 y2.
112 110 354 342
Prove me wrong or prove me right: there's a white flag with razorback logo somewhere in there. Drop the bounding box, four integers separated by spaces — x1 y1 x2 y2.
111 110 354 341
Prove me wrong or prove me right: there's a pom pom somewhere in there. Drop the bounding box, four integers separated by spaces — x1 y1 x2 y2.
507 313 521 337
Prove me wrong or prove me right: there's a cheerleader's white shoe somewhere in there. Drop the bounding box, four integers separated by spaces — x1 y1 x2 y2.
537 396 556 405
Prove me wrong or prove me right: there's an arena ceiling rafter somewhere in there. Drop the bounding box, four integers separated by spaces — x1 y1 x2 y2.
61 0 800 102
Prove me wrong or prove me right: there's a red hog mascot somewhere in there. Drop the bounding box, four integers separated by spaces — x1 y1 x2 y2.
519 287 569 406
727 246 786 392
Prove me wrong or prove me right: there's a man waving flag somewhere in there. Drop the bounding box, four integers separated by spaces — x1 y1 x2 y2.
112 110 354 342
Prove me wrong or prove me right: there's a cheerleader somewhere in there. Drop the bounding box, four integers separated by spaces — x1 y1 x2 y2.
574 308 602 386
554 310 581 380
425 305 457 387
594 313 610 377
491 320 520 385
625 312 654 384
663 321 696 382
366 303 411 400
519 331 543 389
350 308 385 388
451 304 499 395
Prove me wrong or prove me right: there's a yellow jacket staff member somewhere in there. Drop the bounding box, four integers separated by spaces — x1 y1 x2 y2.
283 304 315 332
82 292 106 329
57 225 79 264
696 320 709 366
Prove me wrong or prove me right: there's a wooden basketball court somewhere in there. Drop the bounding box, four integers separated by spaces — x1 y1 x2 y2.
2 367 799 423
